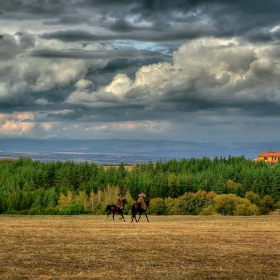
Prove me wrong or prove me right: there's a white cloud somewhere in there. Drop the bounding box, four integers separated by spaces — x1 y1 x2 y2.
105 73 132 96
0 35 109 101
66 38 265 108
75 79 94 90
30 59 89 91
2 26 280 142
83 120 170 136
0 120 35 136
35 98 49 105
133 62 174 89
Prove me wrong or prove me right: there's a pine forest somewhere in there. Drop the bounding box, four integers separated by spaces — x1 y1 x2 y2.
0 156 280 216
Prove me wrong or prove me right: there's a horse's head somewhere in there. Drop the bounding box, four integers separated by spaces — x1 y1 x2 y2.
145 200 150 208
122 199 128 206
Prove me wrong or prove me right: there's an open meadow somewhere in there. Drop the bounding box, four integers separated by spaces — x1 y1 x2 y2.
0 215 280 280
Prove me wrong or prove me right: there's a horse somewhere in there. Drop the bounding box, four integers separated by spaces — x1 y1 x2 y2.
106 199 128 221
131 200 150 222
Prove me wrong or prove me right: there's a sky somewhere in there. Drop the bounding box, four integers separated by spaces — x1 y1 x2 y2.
1 0 280 143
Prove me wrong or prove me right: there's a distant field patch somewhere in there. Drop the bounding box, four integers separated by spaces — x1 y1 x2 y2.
0 215 279 279
102 165 134 171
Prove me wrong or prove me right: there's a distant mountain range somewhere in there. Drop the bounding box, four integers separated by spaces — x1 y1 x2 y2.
0 138 279 164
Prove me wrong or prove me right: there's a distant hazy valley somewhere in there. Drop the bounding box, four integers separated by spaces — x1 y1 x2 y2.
0 138 279 164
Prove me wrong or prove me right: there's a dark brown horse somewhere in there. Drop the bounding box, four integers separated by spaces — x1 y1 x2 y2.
131 200 149 222
106 199 128 221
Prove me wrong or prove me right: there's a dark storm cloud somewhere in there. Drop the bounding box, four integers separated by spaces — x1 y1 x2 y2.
42 103 161 123
96 0 280 39
246 29 273 43
57 87 280 123
31 0 280 46
0 0 66 21
39 29 207 43
43 15 91 26
160 89 280 117
0 66 13 81
2 0 280 141
0 32 35 61
1 0 279 46
30 48 167 60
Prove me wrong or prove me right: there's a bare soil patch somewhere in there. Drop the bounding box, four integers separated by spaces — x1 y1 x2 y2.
0 215 279 279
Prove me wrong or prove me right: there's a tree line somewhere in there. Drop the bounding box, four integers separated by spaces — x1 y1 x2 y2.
0 156 279 215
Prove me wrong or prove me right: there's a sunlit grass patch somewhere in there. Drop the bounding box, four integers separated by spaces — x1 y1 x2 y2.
0 215 279 279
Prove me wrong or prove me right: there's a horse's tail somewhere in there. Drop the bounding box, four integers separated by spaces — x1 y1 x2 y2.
106 205 111 212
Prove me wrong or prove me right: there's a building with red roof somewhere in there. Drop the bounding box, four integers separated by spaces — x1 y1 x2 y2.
257 151 280 164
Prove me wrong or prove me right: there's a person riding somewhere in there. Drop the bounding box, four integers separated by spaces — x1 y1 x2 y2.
115 193 123 212
137 191 147 210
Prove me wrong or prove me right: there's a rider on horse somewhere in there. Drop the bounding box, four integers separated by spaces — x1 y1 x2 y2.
137 191 147 210
115 193 124 213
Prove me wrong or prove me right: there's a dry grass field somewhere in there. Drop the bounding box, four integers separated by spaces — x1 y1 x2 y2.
0 215 279 280
102 165 134 171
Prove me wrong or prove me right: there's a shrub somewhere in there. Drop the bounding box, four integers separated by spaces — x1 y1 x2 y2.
234 203 258 216
149 198 167 215
123 204 131 215
200 205 216 215
44 207 58 215
260 195 275 210
5 209 20 215
214 194 259 216
20 209 29 215
254 195 275 215
176 190 217 215
27 207 44 215
58 202 86 215
245 191 260 205
275 200 280 209
164 197 179 215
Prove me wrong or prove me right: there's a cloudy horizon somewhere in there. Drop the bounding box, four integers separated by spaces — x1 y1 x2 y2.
1 0 280 143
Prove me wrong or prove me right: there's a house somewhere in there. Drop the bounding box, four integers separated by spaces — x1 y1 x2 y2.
256 151 280 164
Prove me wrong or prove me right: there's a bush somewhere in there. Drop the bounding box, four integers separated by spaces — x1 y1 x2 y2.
275 200 280 209
214 194 258 216
5 209 20 215
58 202 86 215
149 198 167 215
123 204 131 215
260 195 275 211
20 209 29 215
27 207 44 215
234 203 258 216
176 190 217 215
200 205 216 215
44 207 58 215
245 191 260 205
164 197 179 215
255 195 275 215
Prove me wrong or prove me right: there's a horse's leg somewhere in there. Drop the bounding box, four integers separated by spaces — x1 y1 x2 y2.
145 213 149 222
112 211 115 220
131 211 136 222
118 209 125 222
106 210 110 220
118 209 125 221
121 212 125 222
137 213 142 222
119 209 123 220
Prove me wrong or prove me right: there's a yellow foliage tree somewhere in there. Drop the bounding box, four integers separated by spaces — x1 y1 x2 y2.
75 191 89 210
